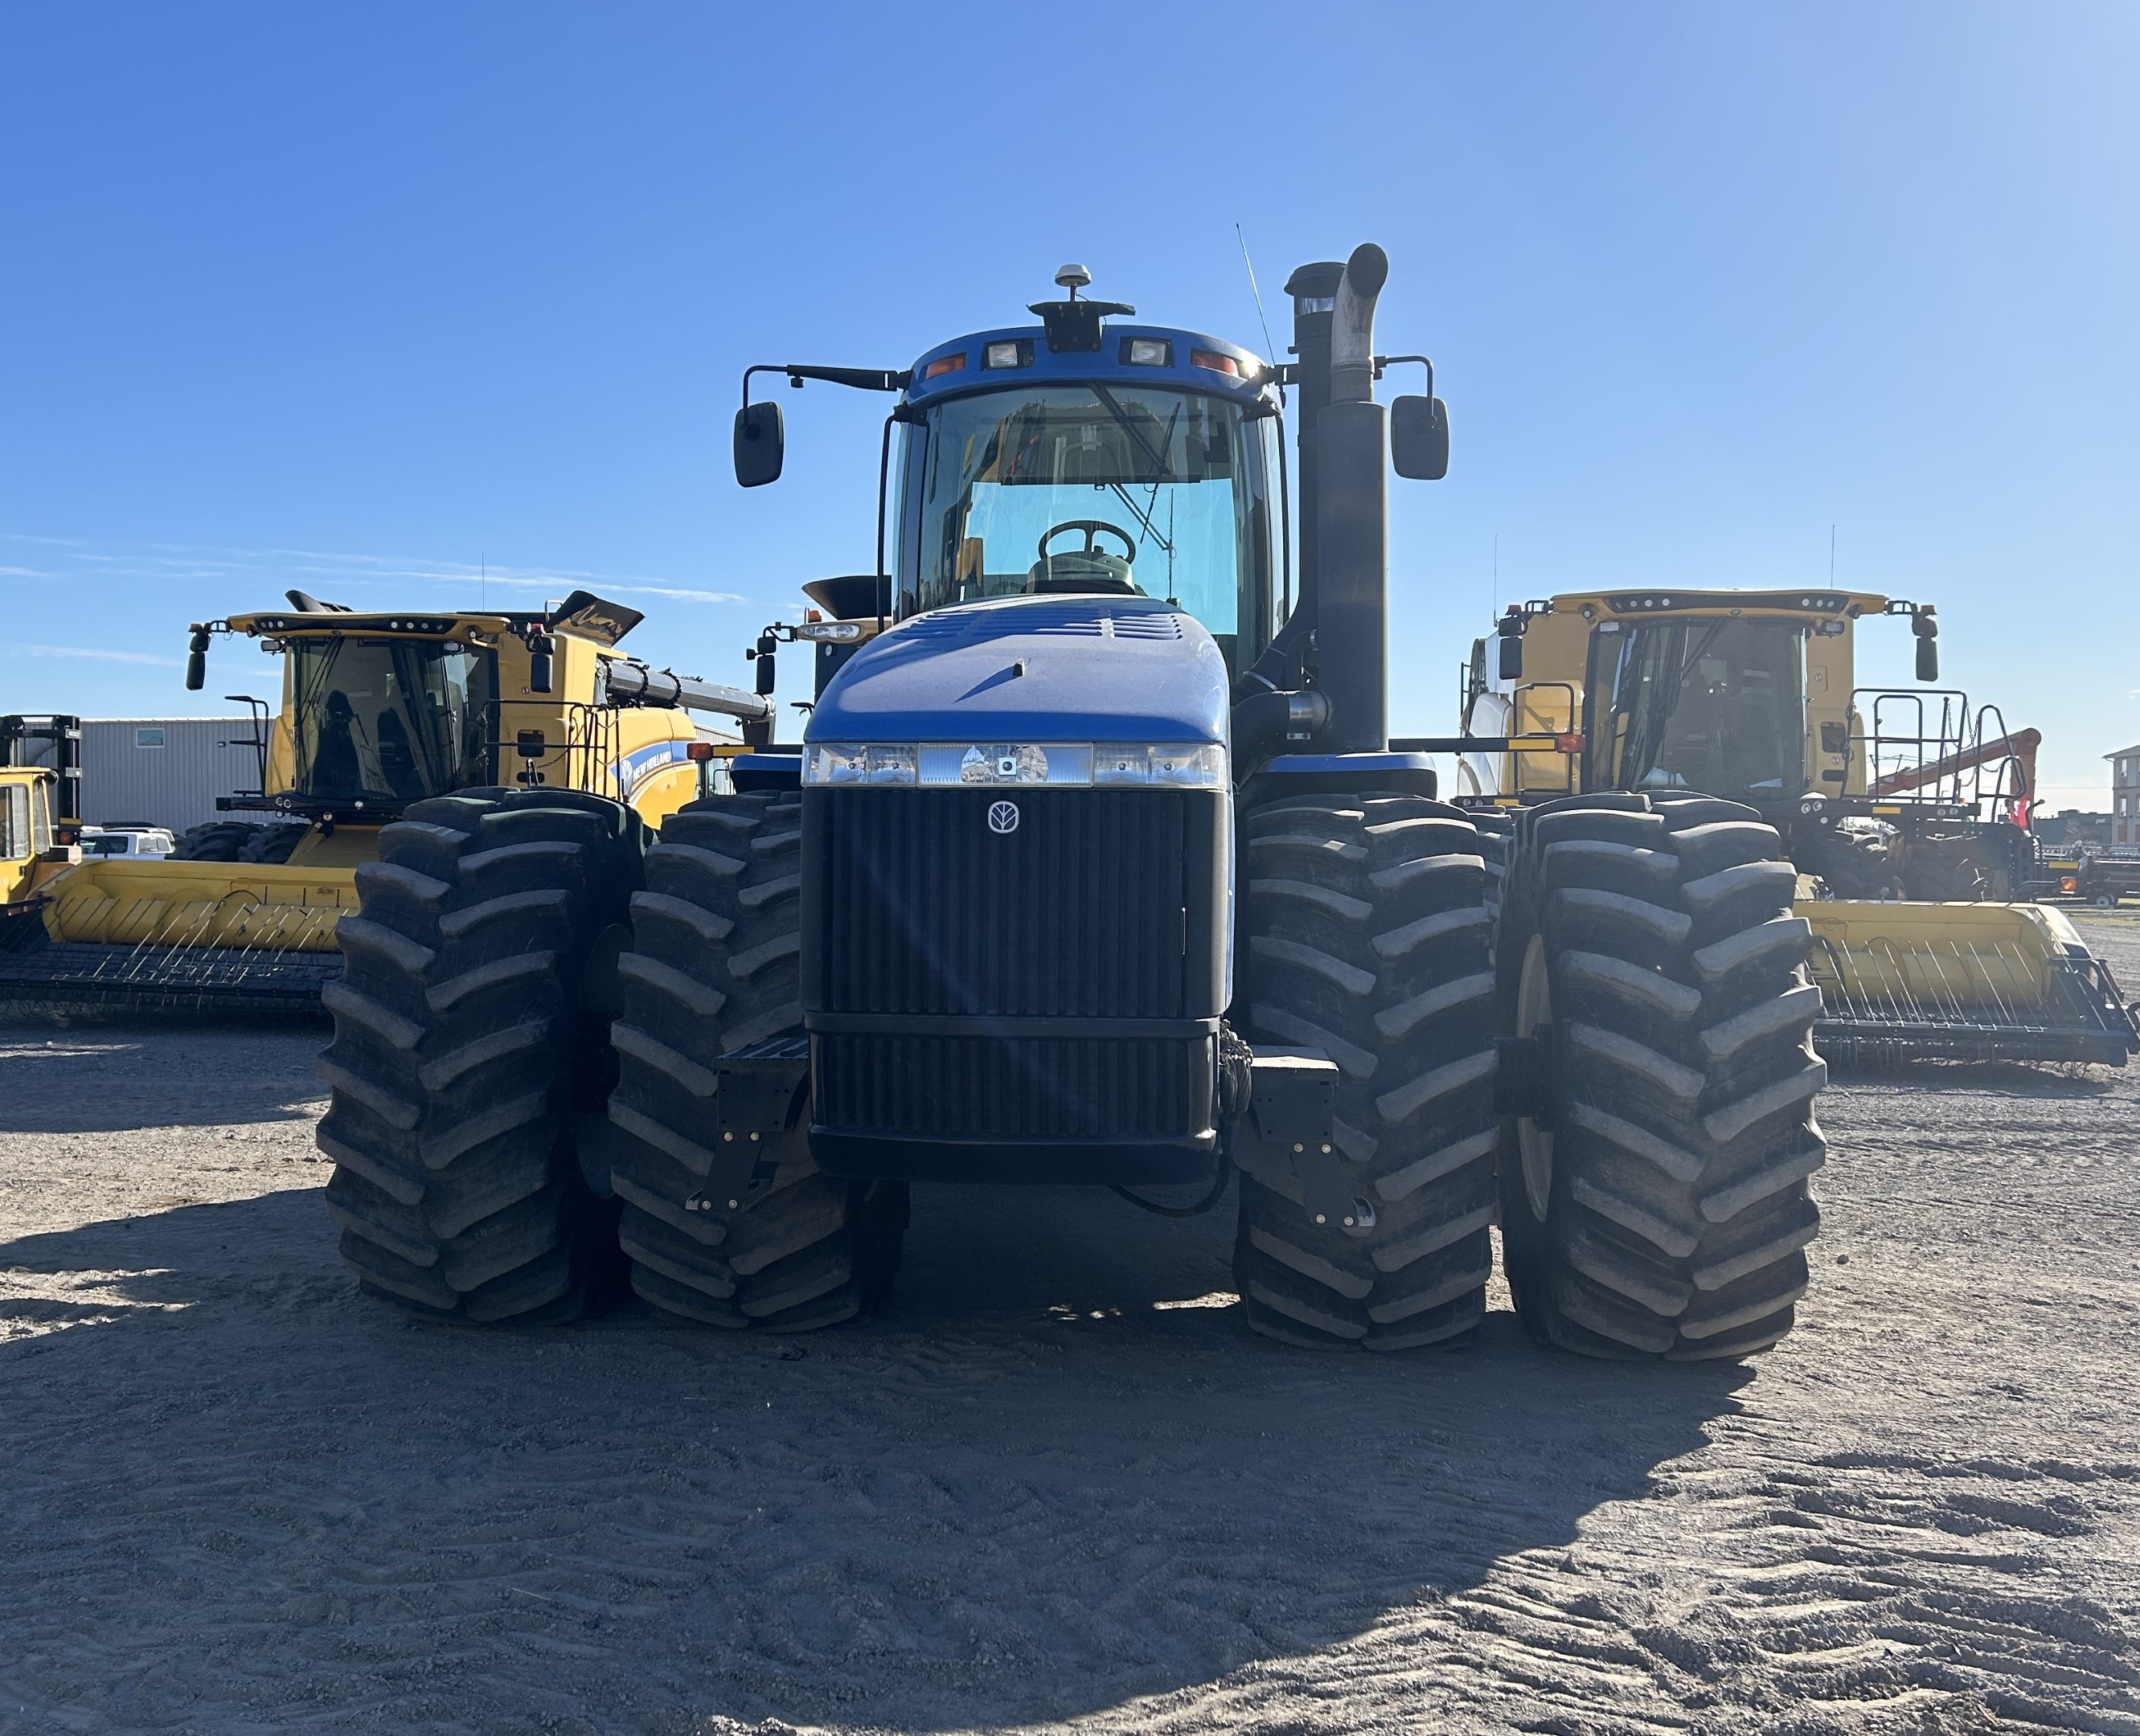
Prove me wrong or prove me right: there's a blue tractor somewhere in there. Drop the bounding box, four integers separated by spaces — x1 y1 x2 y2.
318 246 1825 1357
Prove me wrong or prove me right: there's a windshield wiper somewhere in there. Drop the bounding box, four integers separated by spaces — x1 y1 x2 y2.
1088 383 1176 485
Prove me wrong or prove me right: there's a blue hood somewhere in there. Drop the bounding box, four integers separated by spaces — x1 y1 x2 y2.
806 596 1230 745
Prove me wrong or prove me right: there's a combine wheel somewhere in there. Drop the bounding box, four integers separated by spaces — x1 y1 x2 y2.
1794 822 1900 901
605 792 908 1331
1234 793 1500 1350
237 823 307 865
170 820 258 862
1496 792 1824 1360
314 788 641 1324
1473 809 1513 930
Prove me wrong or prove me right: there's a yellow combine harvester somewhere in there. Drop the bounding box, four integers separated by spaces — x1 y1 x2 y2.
0 591 773 1016
1438 587 2138 1065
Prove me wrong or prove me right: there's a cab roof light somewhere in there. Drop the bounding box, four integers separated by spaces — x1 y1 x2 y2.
1123 338 1171 366
923 353 966 379
1190 348 1239 376
983 340 1031 369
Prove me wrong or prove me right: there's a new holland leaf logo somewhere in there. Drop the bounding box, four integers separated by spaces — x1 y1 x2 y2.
986 800 1020 835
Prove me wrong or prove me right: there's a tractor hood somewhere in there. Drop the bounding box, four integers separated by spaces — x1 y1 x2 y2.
806 596 1229 745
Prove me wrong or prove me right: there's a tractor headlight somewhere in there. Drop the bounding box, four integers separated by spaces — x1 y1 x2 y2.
803 743 916 785
803 742 1227 789
1096 743 1228 788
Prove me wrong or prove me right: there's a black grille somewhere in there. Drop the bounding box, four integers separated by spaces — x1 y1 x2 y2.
813 1031 1213 1139
801 787 1228 1147
806 788 1195 1019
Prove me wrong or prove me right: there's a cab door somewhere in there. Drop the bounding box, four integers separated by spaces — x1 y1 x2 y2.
0 776 36 903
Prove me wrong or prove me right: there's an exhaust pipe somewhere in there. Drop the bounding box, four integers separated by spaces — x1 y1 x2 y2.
1310 243 1390 752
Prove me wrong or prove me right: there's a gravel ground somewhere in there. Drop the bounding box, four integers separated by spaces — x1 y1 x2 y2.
2 914 2137 1736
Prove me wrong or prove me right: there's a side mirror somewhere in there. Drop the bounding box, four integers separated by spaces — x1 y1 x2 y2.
1912 609 1938 683
734 400 785 489
527 633 555 694
1498 633 1523 682
184 628 210 691
1391 395 1449 481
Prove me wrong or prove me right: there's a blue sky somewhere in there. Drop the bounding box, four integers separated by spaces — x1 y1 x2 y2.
2 2 2134 805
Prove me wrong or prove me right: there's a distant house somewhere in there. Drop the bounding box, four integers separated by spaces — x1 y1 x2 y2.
2111 744 2140 848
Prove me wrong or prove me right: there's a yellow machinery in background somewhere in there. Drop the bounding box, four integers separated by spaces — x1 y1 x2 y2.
1434 588 2138 1064
0 591 769 1016
2 715 84 910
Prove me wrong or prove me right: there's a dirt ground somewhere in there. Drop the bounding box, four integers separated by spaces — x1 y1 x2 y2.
2 915 2137 1736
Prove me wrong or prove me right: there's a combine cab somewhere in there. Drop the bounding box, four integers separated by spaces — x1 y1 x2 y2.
2 715 84 924
1448 590 2138 1065
0 593 770 1017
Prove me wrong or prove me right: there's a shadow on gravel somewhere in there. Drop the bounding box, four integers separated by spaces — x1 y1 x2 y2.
0 1017 326 1132
0 1181 1753 1733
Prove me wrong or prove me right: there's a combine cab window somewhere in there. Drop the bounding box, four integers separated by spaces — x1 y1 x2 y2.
1588 619 1808 803
0 784 25 863
288 639 496 804
901 384 1281 671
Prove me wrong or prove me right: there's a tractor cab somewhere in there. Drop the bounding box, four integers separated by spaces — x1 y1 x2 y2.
892 316 1284 675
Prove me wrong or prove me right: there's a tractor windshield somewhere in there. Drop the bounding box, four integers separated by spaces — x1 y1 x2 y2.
287 637 496 805
1587 619 1807 803
900 383 1282 671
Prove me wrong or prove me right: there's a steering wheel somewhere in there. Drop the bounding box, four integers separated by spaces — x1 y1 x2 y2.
1038 521 1138 566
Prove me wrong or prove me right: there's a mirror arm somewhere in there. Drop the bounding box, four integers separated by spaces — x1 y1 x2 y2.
740 362 913 411
1374 354 1434 398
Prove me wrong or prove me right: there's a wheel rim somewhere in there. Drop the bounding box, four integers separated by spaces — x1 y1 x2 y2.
1516 931 1553 1221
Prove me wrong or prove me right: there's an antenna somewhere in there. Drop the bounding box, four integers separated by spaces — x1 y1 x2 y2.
482 551 486 611
1235 224 1280 379
1828 524 1836 584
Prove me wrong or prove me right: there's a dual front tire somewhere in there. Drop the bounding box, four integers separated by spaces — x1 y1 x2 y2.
1493 794 1824 1358
316 789 902 1329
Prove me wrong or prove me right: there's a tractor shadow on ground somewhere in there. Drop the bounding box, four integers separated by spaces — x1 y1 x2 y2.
0 1181 1752 1734
0 1015 327 1132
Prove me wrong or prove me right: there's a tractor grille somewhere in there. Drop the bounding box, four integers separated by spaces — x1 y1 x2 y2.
812 1030 1213 1139
806 788 1191 1019
801 788 1224 1143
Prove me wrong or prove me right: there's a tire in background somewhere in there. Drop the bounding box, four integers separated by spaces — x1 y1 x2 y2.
1474 809 1513 928
1233 792 1500 1350
1497 792 1824 1360
314 787 639 1324
605 792 908 1332
1792 821 1900 901
170 820 257 862
237 823 308 865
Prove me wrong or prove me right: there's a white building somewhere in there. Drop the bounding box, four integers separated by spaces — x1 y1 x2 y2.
18 717 262 833
2110 743 2140 849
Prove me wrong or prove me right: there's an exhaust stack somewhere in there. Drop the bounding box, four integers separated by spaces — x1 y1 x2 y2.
1306 243 1391 752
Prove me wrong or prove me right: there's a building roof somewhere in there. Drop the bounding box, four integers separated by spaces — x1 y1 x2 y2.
2106 743 2140 760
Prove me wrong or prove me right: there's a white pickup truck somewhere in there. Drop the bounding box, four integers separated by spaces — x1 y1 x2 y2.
76 825 178 860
